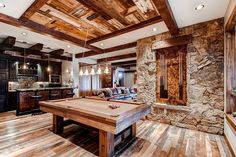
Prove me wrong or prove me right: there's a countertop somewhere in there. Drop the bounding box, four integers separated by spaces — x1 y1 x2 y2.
9 87 73 92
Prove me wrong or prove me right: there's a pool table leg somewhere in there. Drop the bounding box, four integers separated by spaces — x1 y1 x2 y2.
53 115 64 134
99 130 115 157
131 123 137 137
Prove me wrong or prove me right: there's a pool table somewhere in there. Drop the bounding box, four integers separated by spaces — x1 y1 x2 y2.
39 97 151 157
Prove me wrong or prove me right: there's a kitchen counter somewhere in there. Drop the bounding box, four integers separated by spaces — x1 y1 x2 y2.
13 87 73 92
15 87 74 115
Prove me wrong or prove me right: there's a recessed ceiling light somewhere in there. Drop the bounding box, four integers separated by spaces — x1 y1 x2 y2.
67 45 71 48
152 28 157 32
100 43 104 46
195 4 204 11
0 2 6 8
21 32 27 36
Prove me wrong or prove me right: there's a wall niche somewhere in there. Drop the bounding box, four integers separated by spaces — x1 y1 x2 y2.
156 45 187 105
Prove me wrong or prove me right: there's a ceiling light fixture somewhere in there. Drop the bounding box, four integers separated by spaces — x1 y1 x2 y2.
152 28 157 32
195 4 204 11
21 32 27 36
0 2 6 8
100 43 104 46
67 45 71 48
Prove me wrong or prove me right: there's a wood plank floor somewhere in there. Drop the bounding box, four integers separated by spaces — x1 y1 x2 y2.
0 111 232 157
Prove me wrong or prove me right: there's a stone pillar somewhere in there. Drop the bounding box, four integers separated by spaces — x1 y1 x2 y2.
136 38 156 106
72 54 79 96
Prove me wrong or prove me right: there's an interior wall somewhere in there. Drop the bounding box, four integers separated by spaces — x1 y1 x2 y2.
61 60 72 85
137 18 224 134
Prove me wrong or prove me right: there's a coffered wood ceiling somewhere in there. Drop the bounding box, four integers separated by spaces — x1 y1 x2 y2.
0 0 230 62
21 0 162 42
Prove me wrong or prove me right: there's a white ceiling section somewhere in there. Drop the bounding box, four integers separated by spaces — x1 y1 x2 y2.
89 47 136 60
92 22 168 49
0 0 35 19
0 22 89 54
168 0 230 28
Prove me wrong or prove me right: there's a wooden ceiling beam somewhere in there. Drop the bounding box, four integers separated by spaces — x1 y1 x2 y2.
20 0 49 19
28 43 44 51
76 42 137 58
0 44 71 61
152 35 192 50
97 53 136 63
111 60 136 66
151 0 179 35
1 36 16 47
0 13 103 53
50 49 64 55
87 16 162 44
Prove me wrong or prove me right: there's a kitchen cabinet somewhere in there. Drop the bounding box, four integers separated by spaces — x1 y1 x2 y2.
0 59 8 112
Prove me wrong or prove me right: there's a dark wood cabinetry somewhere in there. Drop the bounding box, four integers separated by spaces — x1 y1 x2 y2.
16 88 73 115
8 61 17 81
0 59 8 112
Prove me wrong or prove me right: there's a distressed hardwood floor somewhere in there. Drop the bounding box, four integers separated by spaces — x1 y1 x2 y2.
0 111 232 157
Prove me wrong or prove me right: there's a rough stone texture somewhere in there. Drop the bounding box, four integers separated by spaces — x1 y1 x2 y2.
136 18 224 134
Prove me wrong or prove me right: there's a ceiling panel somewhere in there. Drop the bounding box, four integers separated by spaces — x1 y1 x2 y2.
0 0 35 19
91 22 168 49
168 0 230 28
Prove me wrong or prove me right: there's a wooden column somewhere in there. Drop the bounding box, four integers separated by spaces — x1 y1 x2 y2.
131 123 137 137
99 130 115 157
53 115 64 134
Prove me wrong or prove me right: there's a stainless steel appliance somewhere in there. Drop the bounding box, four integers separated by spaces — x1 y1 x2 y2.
49 74 61 84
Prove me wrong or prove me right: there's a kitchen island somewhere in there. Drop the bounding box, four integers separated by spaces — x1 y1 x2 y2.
15 87 74 115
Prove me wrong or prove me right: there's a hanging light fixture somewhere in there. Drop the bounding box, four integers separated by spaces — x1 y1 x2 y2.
90 67 95 75
104 64 109 74
66 53 70 73
84 67 89 75
79 68 84 76
97 65 102 74
23 48 27 70
47 54 51 72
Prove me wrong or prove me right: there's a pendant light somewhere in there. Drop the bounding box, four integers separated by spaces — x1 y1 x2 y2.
66 53 70 73
90 67 95 75
97 65 102 74
47 54 51 72
104 64 109 74
103 49 110 74
84 67 89 75
23 48 27 69
79 68 84 76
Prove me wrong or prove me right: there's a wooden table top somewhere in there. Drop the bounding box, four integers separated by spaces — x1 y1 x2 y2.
39 97 150 125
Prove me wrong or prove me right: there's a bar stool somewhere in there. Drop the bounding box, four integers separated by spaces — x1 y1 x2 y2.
31 95 42 115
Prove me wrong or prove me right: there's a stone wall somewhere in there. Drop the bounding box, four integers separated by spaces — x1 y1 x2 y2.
136 18 224 134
